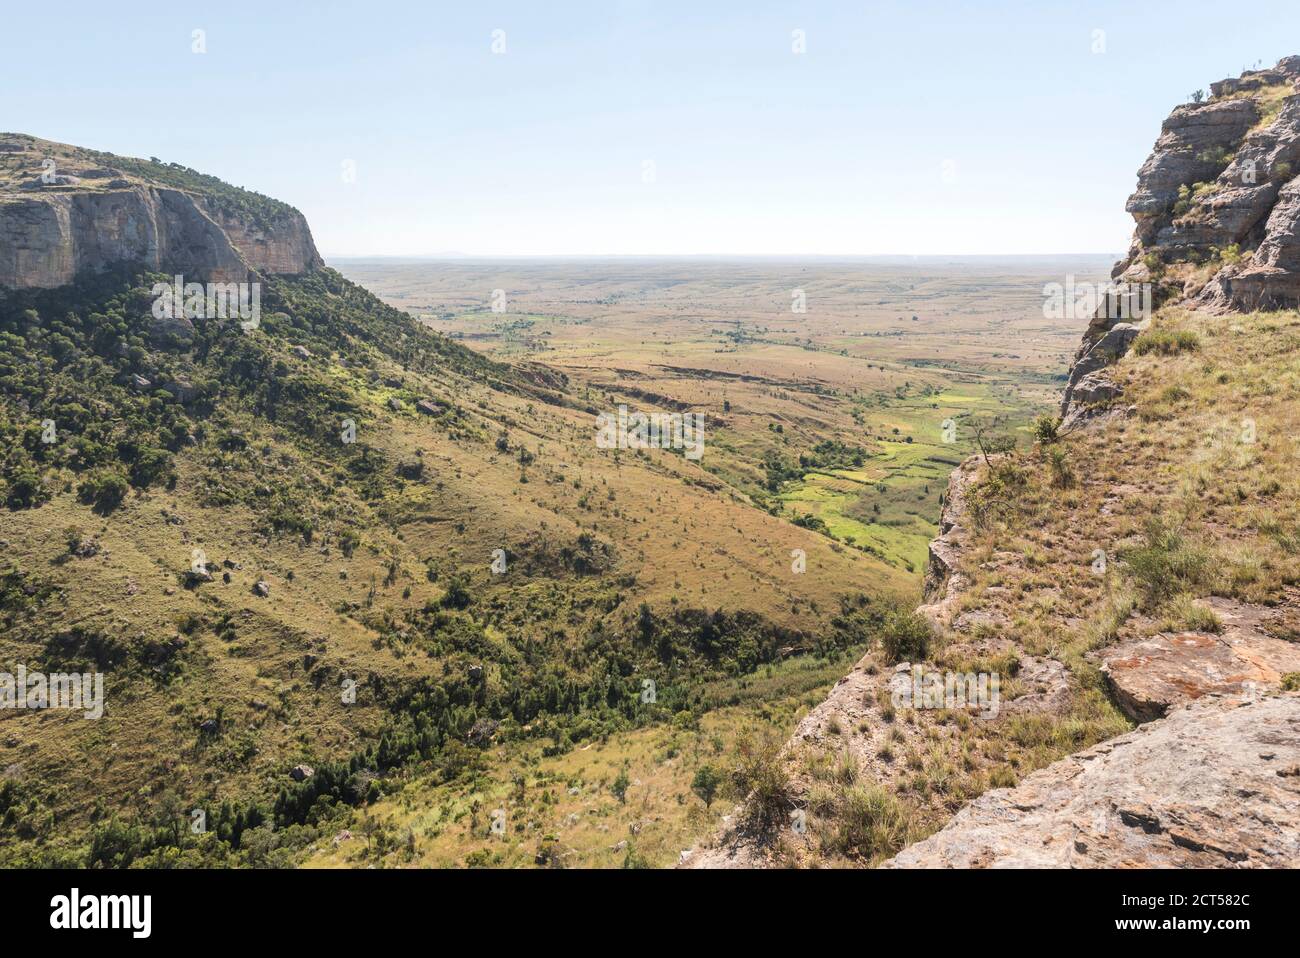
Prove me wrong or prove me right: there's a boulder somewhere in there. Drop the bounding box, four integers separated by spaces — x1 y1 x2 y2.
1067 371 1122 407
289 764 314 782
1102 601 1300 722
149 314 196 349
466 717 498 748
184 568 212 586
161 378 197 403
885 694 1300 868
1060 322 1142 415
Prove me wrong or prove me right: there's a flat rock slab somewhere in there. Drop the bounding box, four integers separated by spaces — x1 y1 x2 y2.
884 694 1300 868
1102 610 1300 722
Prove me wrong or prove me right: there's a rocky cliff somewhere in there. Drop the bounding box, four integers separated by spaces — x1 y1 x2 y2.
688 58 1300 870
1063 56 1300 421
0 134 320 289
886 59 1300 869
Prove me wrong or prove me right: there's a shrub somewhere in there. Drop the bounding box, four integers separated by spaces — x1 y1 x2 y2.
611 764 630 804
792 513 829 535
439 574 473 610
1046 447 1074 489
78 468 129 513
879 610 933 665
1122 518 1214 607
967 459 1029 530
730 733 790 832
5 470 43 509
691 765 722 808
1132 329 1199 356
1032 415 1061 444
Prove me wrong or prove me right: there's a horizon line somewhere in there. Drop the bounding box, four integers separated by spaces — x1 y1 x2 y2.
324 251 1123 261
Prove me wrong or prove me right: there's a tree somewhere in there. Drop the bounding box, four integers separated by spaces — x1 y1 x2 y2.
79 467 129 513
5 469 42 509
691 765 722 809
611 764 631 804
972 420 1016 467
440 574 472 610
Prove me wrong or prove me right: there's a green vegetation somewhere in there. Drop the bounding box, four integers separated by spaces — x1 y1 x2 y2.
1121 517 1214 608
0 255 928 868
879 609 933 665
1132 328 1200 356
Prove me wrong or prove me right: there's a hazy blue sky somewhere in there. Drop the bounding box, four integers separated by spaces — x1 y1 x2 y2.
4 1 1299 256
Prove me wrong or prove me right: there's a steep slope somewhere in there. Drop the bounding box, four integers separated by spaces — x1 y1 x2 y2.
688 58 1300 870
0 134 319 287
0 138 912 867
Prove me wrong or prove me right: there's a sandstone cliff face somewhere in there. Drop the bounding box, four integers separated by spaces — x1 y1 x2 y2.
198 199 321 277
0 134 320 289
1115 56 1300 304
1062 55 1300 422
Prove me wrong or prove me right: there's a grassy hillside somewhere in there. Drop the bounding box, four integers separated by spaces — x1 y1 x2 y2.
0 255 917 866
692 304 1300 867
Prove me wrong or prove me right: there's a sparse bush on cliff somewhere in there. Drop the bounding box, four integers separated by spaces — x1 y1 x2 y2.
730 732 791 833
879 609 933 665
967 456 1029 530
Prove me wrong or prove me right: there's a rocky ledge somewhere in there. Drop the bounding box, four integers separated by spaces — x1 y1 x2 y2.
1102 596 1300 722
885 694 1300 868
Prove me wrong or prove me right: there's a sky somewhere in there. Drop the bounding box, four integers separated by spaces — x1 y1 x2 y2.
3 1 1299 257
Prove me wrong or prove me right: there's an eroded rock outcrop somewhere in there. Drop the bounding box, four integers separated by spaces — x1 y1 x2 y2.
0 133 320 289
1114 57 1300 302
919 459 974 627
885 694 1300 868
1102 597 1300 722
1063 55 1300 422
